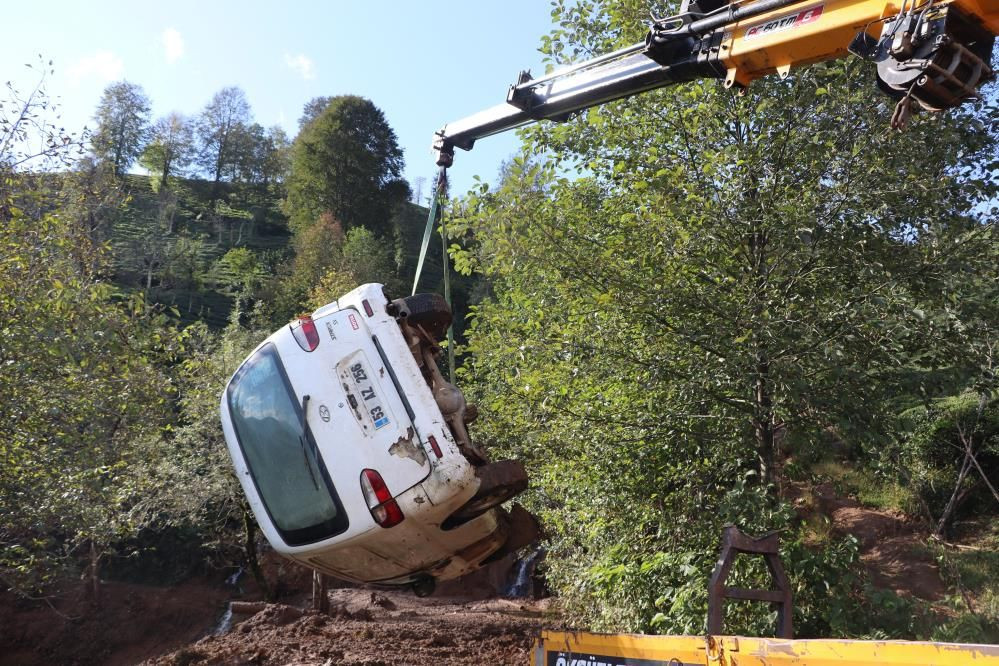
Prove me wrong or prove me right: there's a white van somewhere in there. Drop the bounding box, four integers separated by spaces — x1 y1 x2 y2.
220 283 537 595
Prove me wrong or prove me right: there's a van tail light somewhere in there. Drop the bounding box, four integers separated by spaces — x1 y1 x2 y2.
362 299 374 317
290 316 320 352
427 435 443 459
359 469 404 528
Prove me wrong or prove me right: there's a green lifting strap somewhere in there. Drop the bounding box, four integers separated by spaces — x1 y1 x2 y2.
410 167 456 382
411 166 446 297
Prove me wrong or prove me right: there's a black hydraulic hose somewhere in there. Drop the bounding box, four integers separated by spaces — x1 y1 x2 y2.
651 0 809 43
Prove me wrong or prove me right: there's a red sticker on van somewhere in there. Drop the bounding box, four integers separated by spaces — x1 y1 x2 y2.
349 313 359 330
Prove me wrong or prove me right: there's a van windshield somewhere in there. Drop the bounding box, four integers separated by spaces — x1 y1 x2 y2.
226 343 347 545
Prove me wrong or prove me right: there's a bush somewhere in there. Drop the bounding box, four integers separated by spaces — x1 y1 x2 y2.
898 393 999 530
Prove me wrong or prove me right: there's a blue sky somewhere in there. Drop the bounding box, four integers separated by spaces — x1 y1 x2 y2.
1 1 555 196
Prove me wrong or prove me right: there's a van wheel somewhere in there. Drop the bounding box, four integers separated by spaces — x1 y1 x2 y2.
447 460 528 525
411 575 436 597
402 293 452 340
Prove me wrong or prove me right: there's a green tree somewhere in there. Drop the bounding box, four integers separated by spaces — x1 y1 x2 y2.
162 233 211 313
140 112 194 190
212 246 268 297
196 86 251 190
0 206 181 600
283 95 407 236
91 80 151 177
134 314 275 597
227 122 289 186
298 96 332 130
259 125 291 187
0 58 82 198
451 0 999 636
59 155 127 252
306 225 402 308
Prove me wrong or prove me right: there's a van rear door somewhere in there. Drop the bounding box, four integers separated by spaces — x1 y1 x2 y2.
282 308 431 499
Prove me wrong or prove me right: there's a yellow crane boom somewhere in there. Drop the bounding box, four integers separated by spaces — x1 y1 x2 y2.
434 0 998 165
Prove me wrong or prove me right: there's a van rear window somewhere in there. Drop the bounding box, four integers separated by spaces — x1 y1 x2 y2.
227 343 347 545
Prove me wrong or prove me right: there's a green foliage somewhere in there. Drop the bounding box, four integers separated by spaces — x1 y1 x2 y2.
305 226 403 310
91 81 151 177
0 59 83 178
212 247 269 297
140 112 194 189
450 0 999 637
131 311 270 575
283 95 407 237
898 393 999 527
931 595 999 643
0 205 183 595
811 461 919 515
196 87 252 185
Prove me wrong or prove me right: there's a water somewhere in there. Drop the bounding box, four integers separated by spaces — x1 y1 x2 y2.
225 567 244 587
505 548 544 598
212 567 246 635
213 603 234 636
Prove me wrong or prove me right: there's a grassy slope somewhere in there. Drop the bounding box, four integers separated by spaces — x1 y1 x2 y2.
110 174 292 328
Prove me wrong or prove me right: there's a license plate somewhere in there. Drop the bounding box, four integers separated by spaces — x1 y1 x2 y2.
339 353 391 431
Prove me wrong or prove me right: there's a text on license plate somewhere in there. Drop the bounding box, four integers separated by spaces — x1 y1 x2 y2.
339 355 390 430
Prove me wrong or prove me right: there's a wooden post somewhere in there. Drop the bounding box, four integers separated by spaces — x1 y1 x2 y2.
707 524 793 638
312 571 330 614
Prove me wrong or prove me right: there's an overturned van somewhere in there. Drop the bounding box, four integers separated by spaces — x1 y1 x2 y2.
220 283 538 595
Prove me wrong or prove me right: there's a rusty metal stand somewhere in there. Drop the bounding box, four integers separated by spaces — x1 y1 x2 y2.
707 525 793 638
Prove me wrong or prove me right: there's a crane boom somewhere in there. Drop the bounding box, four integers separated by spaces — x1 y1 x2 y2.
434 0 998 166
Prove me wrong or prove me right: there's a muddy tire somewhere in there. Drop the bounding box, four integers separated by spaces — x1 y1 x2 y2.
411 575 436 597
402 293 452 340
447 460 528 526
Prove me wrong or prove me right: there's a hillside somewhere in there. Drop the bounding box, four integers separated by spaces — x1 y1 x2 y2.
106 175 291 328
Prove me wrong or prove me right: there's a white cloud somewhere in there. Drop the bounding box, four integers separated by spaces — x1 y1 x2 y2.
162 28 184 64
284 53 316 80
67 51 124 85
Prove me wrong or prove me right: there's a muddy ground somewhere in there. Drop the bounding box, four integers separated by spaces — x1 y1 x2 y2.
0 552 550 666
149 589 551 666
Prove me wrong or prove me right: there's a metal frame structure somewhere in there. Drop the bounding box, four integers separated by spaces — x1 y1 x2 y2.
706 525 793 639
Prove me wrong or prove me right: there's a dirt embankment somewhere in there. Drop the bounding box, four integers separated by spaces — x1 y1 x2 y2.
809 482 946 601
0 578 232 666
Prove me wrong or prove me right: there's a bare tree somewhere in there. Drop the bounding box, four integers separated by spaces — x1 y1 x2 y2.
1 58 83 212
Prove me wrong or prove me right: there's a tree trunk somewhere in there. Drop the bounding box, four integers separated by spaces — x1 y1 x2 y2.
160 156 171 191
754 367 776 487
312 571 330 614
748 203 775 487
89 541 102 608
243 510 272 601
935 450 973 539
